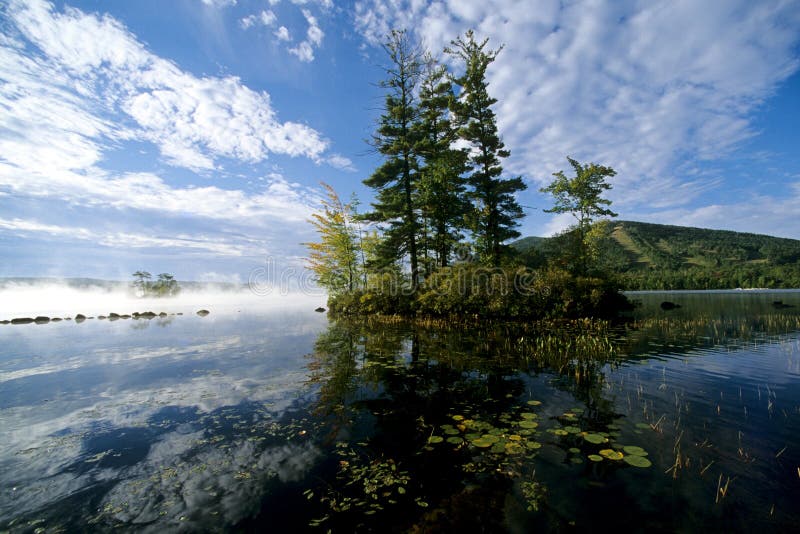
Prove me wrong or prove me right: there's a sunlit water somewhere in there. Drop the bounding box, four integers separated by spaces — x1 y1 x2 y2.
1 290 799 531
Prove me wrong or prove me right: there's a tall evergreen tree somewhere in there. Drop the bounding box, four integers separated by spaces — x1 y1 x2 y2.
447 30 526 266
415 56 469 269
363 30 424 288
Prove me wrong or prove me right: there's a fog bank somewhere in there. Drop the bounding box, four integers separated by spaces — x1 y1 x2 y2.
0 282 327 318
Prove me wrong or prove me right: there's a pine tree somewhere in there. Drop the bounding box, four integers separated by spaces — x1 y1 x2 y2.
304 182 362 294
415 55 469 268
447 30 526 266
363 29 424 288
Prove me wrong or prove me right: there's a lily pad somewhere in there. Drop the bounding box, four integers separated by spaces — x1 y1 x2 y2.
527 400 542 406
623 455 652 468
587 454 603 462
570 457 584 464
568 447 581 454
635 423 651 430
520 412 537 420
583 433 606 444
471 438 494 448
491 443 506 454
481 434 500 443
446 436 463 445
505 443 525 455
428 436 443 444
622 446 648 456
526 441 542 450
563 426 581 434
519 420 539 429
508 434 522 442
452 415 465 421
553 429 569 436
444 428 461 435
599 449 624 461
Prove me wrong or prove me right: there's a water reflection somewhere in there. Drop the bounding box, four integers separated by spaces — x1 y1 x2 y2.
1 294 800 531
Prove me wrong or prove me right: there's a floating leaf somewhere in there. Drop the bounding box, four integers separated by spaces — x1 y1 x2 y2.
444 428 461 435
526 441 542 450
583 433 606 444
520 412 537 420
623 455 652 468
623 446 648 456
588 454 603 462
428 436 443 444
570 457 584 464
635 423 651 430
527 400 542 406
599 449 624 461
568 447 581 454
505 442 525 455
471 438 494 448
481 434 500 443
564 426 581 434
446 436 463 445
491 443 506 454
508 434 522 442
519 420 539 429
553 429 569 436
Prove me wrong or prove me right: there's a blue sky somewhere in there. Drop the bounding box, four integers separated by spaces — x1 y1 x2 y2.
1 0 799 283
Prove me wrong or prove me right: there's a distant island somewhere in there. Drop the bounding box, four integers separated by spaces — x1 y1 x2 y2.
513 221 800 290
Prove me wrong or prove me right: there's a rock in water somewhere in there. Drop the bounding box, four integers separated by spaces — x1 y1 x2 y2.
34 316 50 324
314 307 326 313
75 314 86 323
197 309 210 317
0 320 9 325
11 318 35 324
660 301 681 310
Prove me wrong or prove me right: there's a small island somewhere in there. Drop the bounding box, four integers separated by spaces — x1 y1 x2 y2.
304 31 629 321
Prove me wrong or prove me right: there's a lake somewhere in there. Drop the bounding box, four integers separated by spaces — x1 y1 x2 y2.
1 291 799 532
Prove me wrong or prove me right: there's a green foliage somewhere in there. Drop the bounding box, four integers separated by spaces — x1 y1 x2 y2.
447 30 526 266
304 182 364 294
540 157 617 275
363 29 424 287
329 264 631 319
415 56 469 270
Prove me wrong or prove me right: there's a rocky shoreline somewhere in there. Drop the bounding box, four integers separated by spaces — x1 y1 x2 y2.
0 309 211 325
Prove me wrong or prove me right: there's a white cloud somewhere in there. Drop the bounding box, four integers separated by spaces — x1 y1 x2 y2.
288 9 324 62
3 0 334 173
326 154 356 171
274 25 291 42
353 0 800 217
240 10 277 30
0 217 253 256
201 0 237 7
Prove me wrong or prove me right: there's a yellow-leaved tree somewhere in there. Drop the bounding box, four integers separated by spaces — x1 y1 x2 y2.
304 182 364 294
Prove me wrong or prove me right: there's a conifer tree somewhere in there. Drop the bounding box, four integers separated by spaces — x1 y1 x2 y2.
447 30 526 266
363 30 424 288
415 55 469 268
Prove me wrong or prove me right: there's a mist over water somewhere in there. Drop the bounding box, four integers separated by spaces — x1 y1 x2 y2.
0 282 327 318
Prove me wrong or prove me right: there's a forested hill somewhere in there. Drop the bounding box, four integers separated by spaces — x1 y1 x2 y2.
513 220 800 289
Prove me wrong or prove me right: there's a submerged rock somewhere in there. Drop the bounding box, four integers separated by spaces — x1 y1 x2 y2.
196 309 210 317
772 301 794 309
11 317 35 324
98 315 107 320
660 301 681 310
51 318 62 322
314 307 326 313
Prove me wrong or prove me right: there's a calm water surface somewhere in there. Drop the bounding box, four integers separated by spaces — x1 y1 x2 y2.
1 292 799 532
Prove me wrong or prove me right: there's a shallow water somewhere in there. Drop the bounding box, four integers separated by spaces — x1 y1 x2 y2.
1 292 799 532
